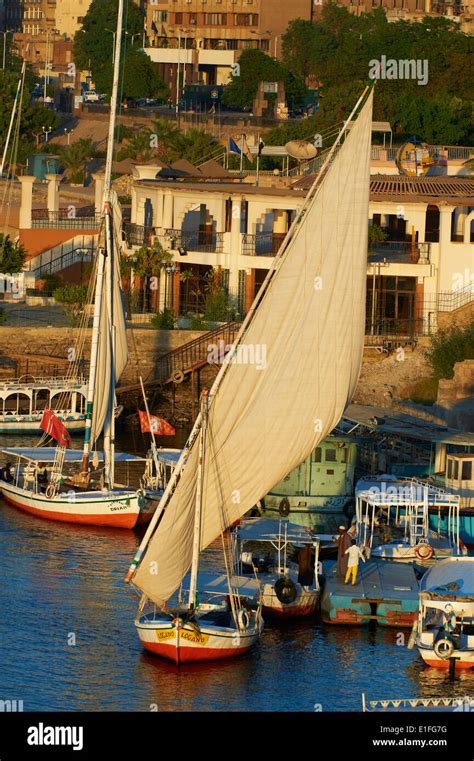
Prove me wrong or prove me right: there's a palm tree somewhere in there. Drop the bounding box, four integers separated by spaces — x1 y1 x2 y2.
180 268 194 313
56 138 95 184
117 130 156 163
130 242 174 312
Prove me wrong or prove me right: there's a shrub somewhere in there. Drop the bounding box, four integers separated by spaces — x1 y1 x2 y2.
189 314 209 331
204 289 233 322
150 308 175 330
406 377 439 406
0 307 7 325
53 284 89 326
425 322 474 380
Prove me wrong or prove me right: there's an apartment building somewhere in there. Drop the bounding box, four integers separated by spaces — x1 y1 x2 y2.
144 0 314 88
119 166 474 334
315 0 474 34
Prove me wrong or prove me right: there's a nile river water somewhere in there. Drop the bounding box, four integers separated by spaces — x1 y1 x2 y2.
1 429 473 712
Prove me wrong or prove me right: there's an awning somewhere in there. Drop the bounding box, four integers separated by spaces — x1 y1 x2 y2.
237 518 318 545
0 448 146 463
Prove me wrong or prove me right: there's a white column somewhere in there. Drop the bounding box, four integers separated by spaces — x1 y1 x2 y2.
229 196 242 301
163 191 174 230
19 176 36 229
45 173 60 214
92 172 105 215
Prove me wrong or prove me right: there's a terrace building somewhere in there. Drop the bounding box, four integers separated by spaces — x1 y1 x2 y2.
14 154 474 343
143 0 314 88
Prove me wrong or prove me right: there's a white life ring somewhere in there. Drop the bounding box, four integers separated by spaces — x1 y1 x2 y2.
45 484 56 499
415 543 434 561
237 609 250 630
434 637 454 660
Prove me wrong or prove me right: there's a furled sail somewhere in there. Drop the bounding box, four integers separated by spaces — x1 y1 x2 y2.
133 91 374 605
91 191 128 444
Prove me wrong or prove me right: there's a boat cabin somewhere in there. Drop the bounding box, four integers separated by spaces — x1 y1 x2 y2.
445 454 474 499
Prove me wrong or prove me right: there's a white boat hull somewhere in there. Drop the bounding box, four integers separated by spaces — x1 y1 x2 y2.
136 616 263 664
418 644 474 670
261 582 319 618
0 416 86 434
0 479 143 529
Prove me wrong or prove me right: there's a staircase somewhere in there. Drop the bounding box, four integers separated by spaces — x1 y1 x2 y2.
117 322 242 393
24 235 97 278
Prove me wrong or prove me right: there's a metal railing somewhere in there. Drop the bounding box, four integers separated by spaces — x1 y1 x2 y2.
153 321 242 384
241 232 286 256
31 209 101 230
427 284 474 313
163 229 224 254
368 241 430 264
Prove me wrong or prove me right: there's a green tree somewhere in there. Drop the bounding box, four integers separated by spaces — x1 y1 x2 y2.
222 48 307 111
130 242 173 312
73 0 167 99
117 129 155 163
54 284 89 326
0 235 26 273
0 70 60 168
425 323 474 380
279 4 473 146
54 138 95 184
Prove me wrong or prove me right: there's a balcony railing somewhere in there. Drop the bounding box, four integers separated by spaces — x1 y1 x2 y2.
241 232 286 256
163 229 224 254
32 209 101 230
123 223 154 247
368 241 430 265
123 225 225 253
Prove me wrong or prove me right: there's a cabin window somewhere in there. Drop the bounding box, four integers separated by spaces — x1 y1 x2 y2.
453 460 459 480
462 461 472 481
326 469 334 475
312 448 321 463
325 449 336 462
447 459 452 479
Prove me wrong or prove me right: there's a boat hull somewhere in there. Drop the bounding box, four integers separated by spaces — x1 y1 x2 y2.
0 481 141 529
261 584 319 619
418 646 474 670
0 418 85 435
136 618 262 664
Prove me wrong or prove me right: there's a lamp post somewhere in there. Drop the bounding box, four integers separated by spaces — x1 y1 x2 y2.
106 29 117 64
166 263 178 311
2 31 11 70
64 128 73 145
179 28 191 98
42 125 52 143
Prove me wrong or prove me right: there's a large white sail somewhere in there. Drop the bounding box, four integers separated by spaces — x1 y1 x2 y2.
90 193 128 444
133 91 374 605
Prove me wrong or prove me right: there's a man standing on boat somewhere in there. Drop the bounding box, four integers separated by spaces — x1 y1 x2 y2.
336 526 352 578
344 540 366 586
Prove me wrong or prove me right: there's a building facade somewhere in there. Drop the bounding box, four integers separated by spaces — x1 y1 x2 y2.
123 168 474 335
315 0 474 34
144 0 314 88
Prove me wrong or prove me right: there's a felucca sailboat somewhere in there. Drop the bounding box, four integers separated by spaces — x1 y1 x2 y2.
125 84 375 663
0 1 146 528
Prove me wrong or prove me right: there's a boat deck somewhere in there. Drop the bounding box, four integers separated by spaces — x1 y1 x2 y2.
321 559 419 627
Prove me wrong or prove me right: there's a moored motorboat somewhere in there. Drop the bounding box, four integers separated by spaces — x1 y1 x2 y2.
356 476 465 563
411 557 474 670
233 518 321 618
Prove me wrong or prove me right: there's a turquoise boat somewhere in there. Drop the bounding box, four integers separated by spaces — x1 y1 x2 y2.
262 436 357 532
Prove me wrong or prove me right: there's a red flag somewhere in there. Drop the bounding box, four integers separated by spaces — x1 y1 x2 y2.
40 407 72 448
138 410 176 436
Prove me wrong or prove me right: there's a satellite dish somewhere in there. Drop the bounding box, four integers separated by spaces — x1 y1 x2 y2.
285 140 318 160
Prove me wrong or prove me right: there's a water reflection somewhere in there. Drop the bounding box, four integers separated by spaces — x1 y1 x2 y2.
1 429 474 711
